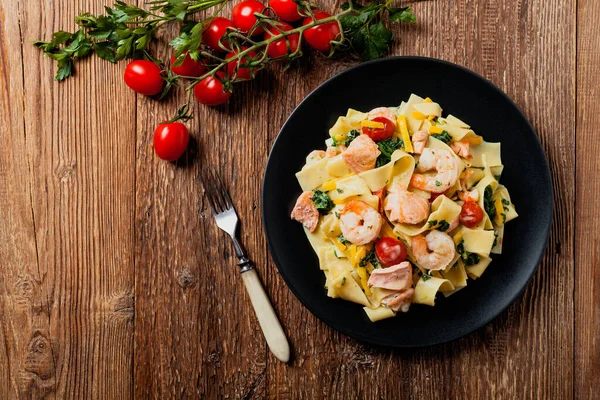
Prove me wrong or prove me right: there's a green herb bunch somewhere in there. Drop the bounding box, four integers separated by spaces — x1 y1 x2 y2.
33 0 415 120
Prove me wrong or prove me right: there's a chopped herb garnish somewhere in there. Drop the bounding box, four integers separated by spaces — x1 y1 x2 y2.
501 198 510 206
337 235 350 245
334 211 340 219
336 188 344 194
359 251 380 268
436 220 450 232
457 239 480 266
501 212 507 224
494 174 501 181
431 130 452 144
376 137 404 167
435 180 442 187
421 274 432 281
312 190 334 215
492 232 499 248
427 220 438 228
332 130 359 147
340 276 346 285
483 185 496 220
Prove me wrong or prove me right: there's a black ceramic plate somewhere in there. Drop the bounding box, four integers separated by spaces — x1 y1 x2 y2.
262 57 552 347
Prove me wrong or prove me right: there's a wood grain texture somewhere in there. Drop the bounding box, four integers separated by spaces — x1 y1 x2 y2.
0 0 596 398
0 0 135 398
576 0 600 398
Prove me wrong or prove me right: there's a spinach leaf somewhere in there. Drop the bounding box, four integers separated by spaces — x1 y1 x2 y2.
375 138 403 167
312 190 334 215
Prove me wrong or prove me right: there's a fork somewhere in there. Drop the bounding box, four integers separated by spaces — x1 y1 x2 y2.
201 169 290 363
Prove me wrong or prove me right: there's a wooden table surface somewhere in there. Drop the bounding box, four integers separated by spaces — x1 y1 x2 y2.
1 0 598 398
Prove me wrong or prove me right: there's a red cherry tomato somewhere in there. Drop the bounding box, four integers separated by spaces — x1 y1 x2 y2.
203 17 234 51
232 0 266 35
170 53 206 77
226 47 258 80
153 122 189 161
361 117 395 141
123 60 163 96
460 200 485 228
375 237 408 267
269 0 302 22
430 189 449 202
264 22 300 58
302 11 341 52
193 72 231 106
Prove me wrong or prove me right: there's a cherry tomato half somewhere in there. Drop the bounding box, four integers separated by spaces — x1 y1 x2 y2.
361 117 395 141
153 122 189 161
123 60 164 96
170 53 206 77
193 72 231 106
460 200 484 228
302 11 341 53
203 17 234 51
264 22 300 58
226 47 258 80
232 0 266 35
269 0 302 22
375 237 408 267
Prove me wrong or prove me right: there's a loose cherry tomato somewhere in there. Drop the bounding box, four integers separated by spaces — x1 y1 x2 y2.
153 122 189 161
123 60 163 96
302 11 341 52
361 117 395 141
170 53 206 77
232 0 266 35
269 0 302 22
193 72 231 106
375 237 408 267
226 47 258 80
430 189 449 202
203 17 234 51
264 22 300 58
460 200 484 228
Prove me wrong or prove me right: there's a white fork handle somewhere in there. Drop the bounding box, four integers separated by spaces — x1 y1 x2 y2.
241 269 290 362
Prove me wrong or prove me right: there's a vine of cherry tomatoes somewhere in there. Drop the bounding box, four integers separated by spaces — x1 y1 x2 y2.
123 0 342 160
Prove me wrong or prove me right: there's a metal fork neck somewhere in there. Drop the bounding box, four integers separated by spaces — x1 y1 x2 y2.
231 235 253 272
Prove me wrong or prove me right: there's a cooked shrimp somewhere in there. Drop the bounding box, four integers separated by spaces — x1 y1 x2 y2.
412 129 429 155
411 230 456 271
457 188 479 202
290 191 319 232
384 183 430 225
342 134 381 174
339 200 383 245
382 288 414 312
305 150 326 166
447 215 460 232
459 168 473 191
368 107 397 126
410 148 459 193
450 140 472 159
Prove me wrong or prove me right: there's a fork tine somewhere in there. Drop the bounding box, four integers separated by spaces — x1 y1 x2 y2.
210 169 228 212
215 170 234 209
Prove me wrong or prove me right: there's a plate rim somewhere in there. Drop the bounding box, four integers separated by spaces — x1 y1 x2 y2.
261 55 553 347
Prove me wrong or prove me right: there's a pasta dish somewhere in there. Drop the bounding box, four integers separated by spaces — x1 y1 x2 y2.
290 94 518 322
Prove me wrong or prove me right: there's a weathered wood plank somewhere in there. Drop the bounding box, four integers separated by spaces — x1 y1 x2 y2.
133 12 269 398
575 0 600 398
265 0 575 399
0 0 136 398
